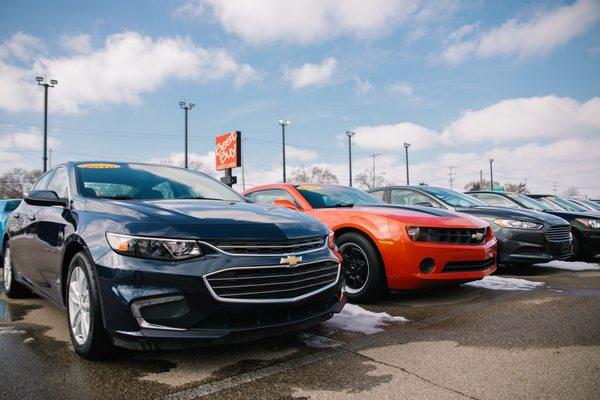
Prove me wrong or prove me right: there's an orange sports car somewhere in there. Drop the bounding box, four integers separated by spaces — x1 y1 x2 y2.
244 184 498 302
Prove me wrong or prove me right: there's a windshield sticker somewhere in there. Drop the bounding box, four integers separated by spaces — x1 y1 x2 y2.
78 163 121 169
297 185 321 191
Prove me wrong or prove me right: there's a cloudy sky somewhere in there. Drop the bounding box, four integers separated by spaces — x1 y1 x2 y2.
1 0 599 196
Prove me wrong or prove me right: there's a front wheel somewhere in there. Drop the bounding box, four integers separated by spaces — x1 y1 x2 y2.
337 232 387 303
66 252 114 359
2 243 31 298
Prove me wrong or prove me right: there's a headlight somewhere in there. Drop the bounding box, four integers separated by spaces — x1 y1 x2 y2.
493 219 543 230
106 233 203 261
406 227 420 240
576 218 600 229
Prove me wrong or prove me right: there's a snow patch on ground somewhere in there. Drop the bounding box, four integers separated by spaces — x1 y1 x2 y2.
323 304 408 335
536 261 600 271
464 276 544 291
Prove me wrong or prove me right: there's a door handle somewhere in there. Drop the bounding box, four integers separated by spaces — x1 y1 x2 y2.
13 213 20 219
27 214 36 221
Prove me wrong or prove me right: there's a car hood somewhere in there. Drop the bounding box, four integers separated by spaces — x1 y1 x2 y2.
543 209 600 222
355 204 488 228
455 206 567 225
83 199 328 240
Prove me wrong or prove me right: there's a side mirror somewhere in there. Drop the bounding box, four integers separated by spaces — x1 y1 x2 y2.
272 199 301 211
415 201 434 207
243 196 255 203
24 190 68 207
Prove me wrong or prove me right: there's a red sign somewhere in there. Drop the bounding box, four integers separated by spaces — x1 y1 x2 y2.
215 131 241 171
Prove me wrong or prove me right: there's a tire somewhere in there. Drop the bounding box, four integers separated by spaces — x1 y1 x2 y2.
337 232 387 303
2 242 31 298
66 251 114 359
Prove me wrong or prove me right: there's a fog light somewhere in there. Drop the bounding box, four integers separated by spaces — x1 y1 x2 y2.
419 258 435 274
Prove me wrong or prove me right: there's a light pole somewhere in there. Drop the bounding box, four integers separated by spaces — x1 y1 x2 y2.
179 101 195 169
489 158 494 190
369 153 381 189
404 142 411 185
346 130 355 186
36 76 57 173
278 119 290 182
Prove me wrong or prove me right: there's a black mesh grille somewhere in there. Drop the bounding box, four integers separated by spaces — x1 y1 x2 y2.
545 225 572 242
443 257 496 272
205 260 340 301
413 227 487 245
207 236 326 255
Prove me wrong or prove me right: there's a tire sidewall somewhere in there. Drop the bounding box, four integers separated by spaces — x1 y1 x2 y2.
2 242 27 297
337 232 386 302
66 252 105 357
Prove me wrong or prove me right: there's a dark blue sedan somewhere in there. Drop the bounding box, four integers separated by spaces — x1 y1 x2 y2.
1 162 344 359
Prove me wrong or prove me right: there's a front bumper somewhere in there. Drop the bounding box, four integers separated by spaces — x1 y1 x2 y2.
93 247 344 349
380 237 498 290
494 226 572 265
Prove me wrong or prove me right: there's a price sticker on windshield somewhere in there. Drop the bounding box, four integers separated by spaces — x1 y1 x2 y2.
77 163 121 169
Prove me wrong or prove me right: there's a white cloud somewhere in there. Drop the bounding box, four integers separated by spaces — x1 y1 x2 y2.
60 33 93 54
0 32 45 62
441 0 600 65
446 22 479 43
353 122 439 151
0 129 60 151
441 96 600 144
354 77 374 95
0 32 259 114
284 57 337 89
285 146 318 161
178 0 457 44
388 82 414 96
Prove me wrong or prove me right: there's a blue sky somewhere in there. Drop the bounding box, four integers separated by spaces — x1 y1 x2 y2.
1 0 599 195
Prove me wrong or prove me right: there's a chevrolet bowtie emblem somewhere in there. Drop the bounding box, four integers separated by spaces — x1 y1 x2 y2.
280 255 303 267
471 232 484 241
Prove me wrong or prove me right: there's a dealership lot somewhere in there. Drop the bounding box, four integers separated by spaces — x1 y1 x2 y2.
1 261 599 400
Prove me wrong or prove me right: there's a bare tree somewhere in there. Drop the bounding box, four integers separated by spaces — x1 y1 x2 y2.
0 168 43 199
290 166 339 184
354 170 388 190
562 186 579 197
504 182 529 194
464 179 493 191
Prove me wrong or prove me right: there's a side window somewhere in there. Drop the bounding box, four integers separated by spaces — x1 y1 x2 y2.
369 190 386 202
390 189 439 208
46 167 69 199
250 190 297 206
32 171 54 191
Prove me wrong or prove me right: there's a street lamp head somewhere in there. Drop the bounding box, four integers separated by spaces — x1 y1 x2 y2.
50 79 58 86
179 101 186 108
278 119 290 126
189 103 195 109
346 130 355 138
404 142 411 148
36 76 44 83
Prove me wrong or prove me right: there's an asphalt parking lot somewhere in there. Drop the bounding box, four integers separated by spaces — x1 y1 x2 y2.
1 261 599 400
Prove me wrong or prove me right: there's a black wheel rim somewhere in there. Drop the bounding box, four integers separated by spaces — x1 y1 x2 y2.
339 243 369 294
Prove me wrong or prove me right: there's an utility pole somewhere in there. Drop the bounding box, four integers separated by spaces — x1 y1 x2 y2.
241 137 246 191
479 170 483 189
404 142 411 185
489 158 494 190
448 166 456 190
278 119 291 182
179 101 195 169
369 153 381 189
36 76 58 173
346 130 355 186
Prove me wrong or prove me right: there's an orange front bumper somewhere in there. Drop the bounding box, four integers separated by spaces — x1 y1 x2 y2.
379 237 498 290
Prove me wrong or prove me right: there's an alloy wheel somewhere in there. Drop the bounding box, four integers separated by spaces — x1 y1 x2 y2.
339 242 370 294
68 265 91 345
3 248 12 291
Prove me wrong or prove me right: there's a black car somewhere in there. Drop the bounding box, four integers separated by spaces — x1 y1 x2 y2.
467 191 600 261
368 186 573 267
2 162 344 359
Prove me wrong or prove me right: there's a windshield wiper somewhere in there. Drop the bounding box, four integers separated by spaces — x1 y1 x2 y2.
177 196 235 201
320 203 355 208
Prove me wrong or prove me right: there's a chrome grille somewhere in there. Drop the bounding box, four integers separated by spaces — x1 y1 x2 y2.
204 260 340 302
206 236 326 255
545 225 572 242
414 227 487 245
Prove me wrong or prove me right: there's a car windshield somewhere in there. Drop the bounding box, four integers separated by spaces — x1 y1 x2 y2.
75 163 243 202
4 200 20 212
579 199 600 211
548 196 588 212
507 193 549 212
421 187 486 208
294 185 384 209
533 197 564 211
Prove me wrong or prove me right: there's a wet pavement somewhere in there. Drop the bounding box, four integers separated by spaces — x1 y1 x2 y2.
1 262 599 400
